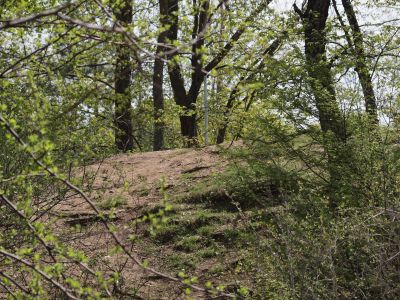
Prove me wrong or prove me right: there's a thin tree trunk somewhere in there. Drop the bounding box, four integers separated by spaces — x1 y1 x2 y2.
339 0 378 123
153 51 165 151
152 0 169 151
114 0 133 152
216 37 283 144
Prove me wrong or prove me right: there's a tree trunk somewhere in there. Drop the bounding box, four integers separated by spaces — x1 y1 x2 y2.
180 114 197 145
114 0 133 152
296 0 346 210
165 0 271 146
152 0 169 151
341 0 378 123
300 0 345 141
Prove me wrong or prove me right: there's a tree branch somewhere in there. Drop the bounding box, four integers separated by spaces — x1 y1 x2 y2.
0 114 234 298
204 0 272 73
0 3 74 29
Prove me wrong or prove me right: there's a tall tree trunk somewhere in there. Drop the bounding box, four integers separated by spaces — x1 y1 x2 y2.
295 0 346 210
335 0 378 123
152 50 165 151
114 0 133 152
152 0 169 151
164 0 209 146
164 0 191 145
296 0 346 141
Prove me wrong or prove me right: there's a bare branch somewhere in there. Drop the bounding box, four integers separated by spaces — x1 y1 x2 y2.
0 249 82 300
0 3 74 30
0 114 235 298
205 0 272 73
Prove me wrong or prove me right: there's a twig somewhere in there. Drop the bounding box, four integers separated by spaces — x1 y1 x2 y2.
0 270 29 294
0 195 110 297
0 114 236 298
0 280 17 299
0 249 80 300
0 3 75 29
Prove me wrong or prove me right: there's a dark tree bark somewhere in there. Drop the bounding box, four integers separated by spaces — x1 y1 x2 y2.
295 0 346 210
114 0 133 152
295 0 345 141
164 0 210 146
152 0 169 151
333 0 378 123
165 0 271 147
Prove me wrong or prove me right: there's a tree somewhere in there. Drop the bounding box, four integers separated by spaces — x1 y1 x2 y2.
152 0 169 151
333 0 379 124
114 0 134 152
216 36 283 144
165 0 272 146
1 0 400 298
295 0 346 210
295 0 345 142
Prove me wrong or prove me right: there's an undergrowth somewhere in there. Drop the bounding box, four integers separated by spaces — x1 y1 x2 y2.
147 138 400 299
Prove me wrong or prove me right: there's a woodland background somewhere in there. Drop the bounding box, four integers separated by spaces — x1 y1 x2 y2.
0 0 399 299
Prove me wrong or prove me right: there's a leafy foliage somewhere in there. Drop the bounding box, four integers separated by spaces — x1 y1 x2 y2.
1 0 399 299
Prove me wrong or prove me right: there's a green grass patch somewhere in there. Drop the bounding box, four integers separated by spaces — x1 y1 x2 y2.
153 224 184 243
166 254 198 272
174 235 202 252
196 225 215 237
98 195 127 210
197 245 221 259
209 264 226 275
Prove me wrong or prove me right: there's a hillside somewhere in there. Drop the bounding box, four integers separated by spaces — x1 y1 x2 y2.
56 145 230 217
51 144 255 299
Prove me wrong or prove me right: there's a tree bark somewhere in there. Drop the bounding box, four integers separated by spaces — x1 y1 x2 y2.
163 0 192 145
114 0 133 152
339 0 378 123
296 0 346 211
165 0 210 146
152 0 169 151
165 0 271 146
297 0 346 141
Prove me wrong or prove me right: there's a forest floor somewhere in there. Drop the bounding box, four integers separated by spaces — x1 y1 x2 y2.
52 142 260 299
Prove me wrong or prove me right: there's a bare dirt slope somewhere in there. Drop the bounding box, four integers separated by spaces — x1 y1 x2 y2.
49 144 250 299
56 145 230 217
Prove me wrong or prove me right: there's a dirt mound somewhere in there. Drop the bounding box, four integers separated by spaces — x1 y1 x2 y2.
54 144 234 218
46 143 247 299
